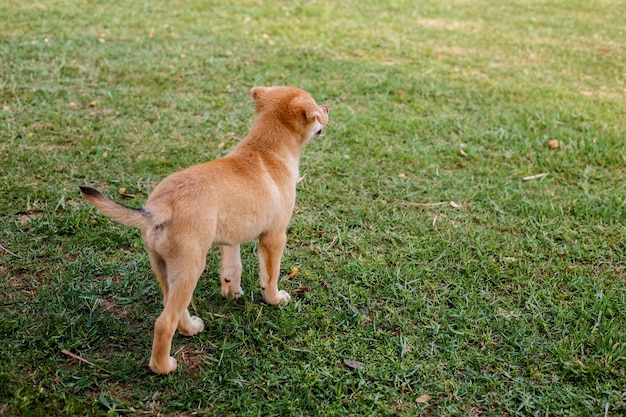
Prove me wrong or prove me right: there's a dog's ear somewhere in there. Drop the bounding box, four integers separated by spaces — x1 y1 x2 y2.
305 109 323 124
251 86 266 100
251 86 269 113
293 96 322 125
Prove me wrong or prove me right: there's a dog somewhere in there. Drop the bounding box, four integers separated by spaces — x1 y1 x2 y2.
80 86 329 374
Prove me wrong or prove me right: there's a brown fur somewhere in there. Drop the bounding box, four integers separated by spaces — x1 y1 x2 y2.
80 86 329 374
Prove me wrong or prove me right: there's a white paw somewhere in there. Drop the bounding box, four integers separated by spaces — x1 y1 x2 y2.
178 316 204 336
150 356 177 374
221 285 244 300
189 316 205 334
277 290 291 305
262 289 291 306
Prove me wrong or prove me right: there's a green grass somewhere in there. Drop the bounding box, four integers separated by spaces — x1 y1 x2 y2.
1 0 625 415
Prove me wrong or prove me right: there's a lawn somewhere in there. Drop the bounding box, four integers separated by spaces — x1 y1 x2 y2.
1 0 625 415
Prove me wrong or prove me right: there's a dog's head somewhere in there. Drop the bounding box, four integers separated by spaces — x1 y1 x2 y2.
251 86 329 143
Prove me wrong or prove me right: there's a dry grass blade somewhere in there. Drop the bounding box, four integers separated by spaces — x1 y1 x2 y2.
523 173 549 181
401 201 449 207
61 349 111 374
0 243 19 257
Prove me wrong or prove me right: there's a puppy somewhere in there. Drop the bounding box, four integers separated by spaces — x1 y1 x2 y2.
80 86 329 374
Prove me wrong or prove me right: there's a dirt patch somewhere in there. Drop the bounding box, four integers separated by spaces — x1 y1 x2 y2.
415 16 483 32
174 346 212 374
97 299 132 318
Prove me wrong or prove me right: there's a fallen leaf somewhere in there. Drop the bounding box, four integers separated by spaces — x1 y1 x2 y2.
548 139 559 149
416 393 431 403
288 267 299 278
343 359 365 369
294 287 311 293
118 188 135 199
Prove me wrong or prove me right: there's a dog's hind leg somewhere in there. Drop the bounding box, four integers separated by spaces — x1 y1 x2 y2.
147 249 203 336
220 245 244 300
147 250 169 306
258 231 291 305
149 249 205 374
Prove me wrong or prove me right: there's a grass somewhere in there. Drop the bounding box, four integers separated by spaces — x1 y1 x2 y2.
1 0 625 415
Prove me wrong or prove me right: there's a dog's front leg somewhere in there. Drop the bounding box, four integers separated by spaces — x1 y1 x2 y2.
220 245 244 299
258 231 291 305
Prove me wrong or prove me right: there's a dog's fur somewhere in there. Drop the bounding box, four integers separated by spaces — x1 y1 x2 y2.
80 86 329 374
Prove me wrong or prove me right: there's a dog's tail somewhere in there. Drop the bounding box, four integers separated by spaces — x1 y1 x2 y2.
79 186 152 228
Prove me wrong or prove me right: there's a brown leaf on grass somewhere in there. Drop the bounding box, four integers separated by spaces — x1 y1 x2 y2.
415 393 431 403
118 188 136 199
548 139 559 149
288 267 299 278
294 287 311 293
343 359 365 369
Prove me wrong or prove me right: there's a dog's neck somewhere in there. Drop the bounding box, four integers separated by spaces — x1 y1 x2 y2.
247 120 304 155
232 127 302 185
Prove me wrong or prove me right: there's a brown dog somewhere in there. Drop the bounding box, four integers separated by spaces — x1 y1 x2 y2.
80 86 329 374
